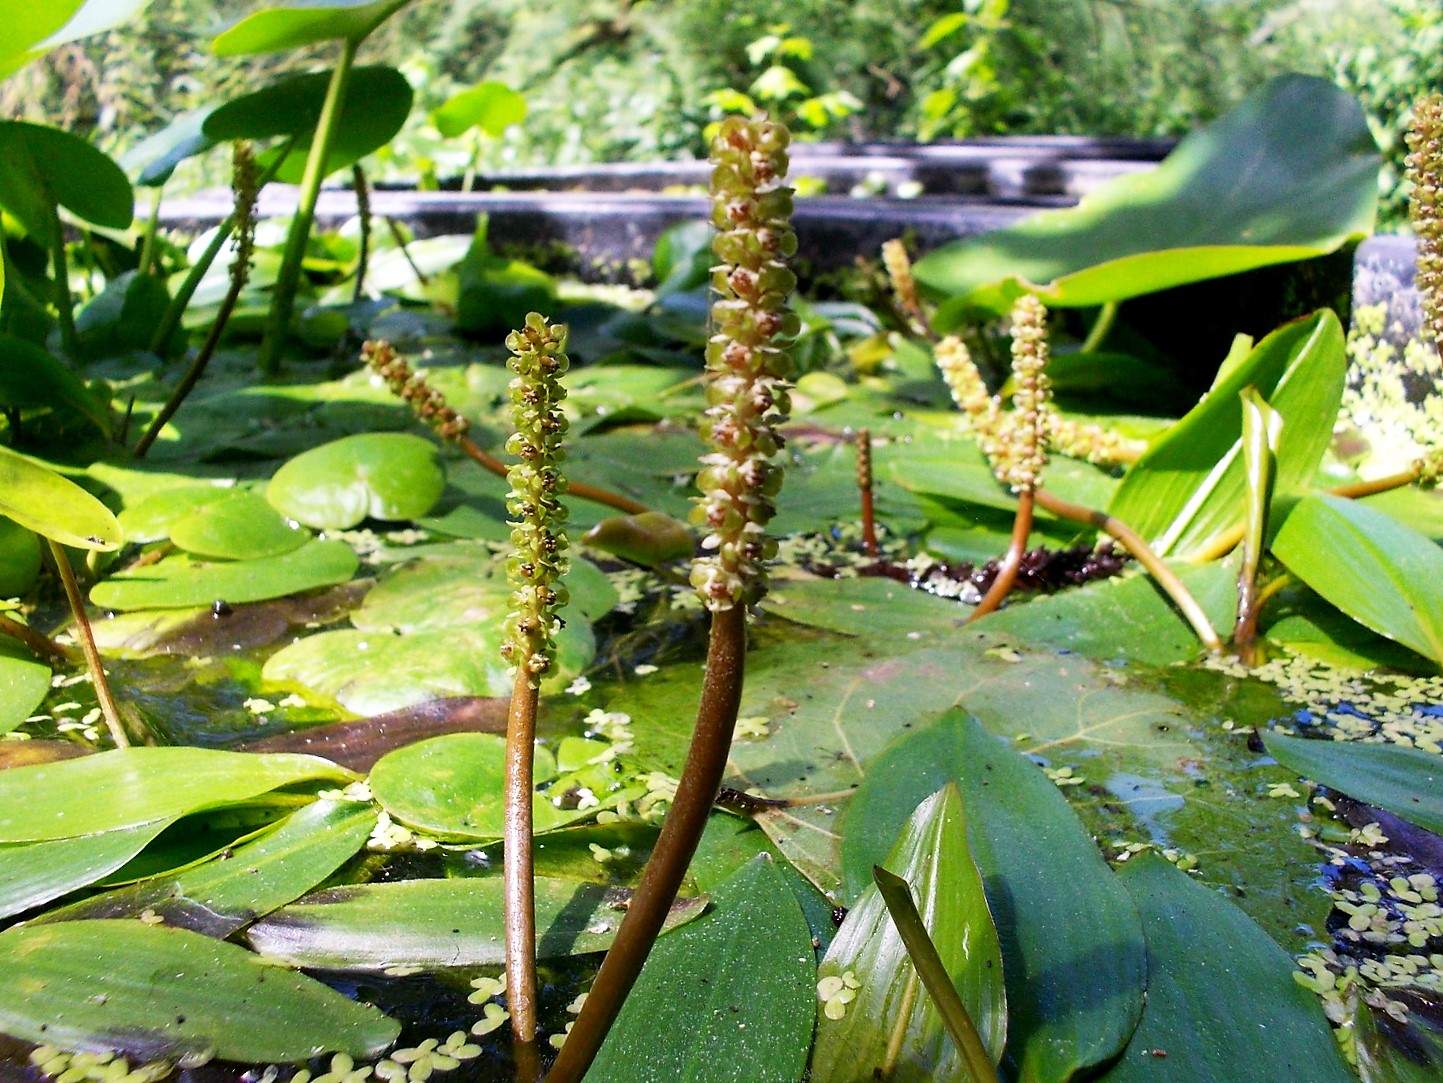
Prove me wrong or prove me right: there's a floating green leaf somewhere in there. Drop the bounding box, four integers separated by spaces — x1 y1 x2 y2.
582 511 696 568
1107 311 1346 558
37 800 376 936
1099 852 1356 1083
1272 494 1443 668
0 334 112 436
0 120 132 244
812 784 1005 1083
588 856 816 1083
844 711 1146 1083
1264 731 1443 836
915 75 1377 321
0 747 350 842
89 539 358 610
213 0 412 53
168 490 309 560
370 733 639 840
0 819 172 919
245 877 707 970
431 81 526 138
0 445 122 551
265 432 445 530
0 634 49 733
203 66 414 184
0 919 400 1062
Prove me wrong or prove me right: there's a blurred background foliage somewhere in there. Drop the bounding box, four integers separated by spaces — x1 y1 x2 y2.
1 0 1438 227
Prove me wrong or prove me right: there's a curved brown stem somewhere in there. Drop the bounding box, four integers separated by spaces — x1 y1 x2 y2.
1034 487 1222 653
504 667 539 1045
46 540 128 747
967 488 1034 622
0 612 73 663
1328 467 1422 499
546 603 747 1082
457 434 649 516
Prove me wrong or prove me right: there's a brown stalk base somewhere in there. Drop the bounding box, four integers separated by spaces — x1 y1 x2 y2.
504 668 539 1046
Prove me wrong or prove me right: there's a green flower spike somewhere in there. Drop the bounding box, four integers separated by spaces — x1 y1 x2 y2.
501 312 571 685
690 115 799 611
1406 92 1443 350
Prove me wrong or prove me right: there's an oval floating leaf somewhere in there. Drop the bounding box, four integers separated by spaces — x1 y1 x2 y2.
812 783 1006 1083
266 432 444 530
1107 311 1346 558
0 747 350 842
915 75 1377 320
213 0 411 54
431 81 526 139
203 66 413 184
89 539 358 611
168 490 309 560
1100 852 1356 1083
0 445 121 551
1264 730 1443 836
1272 493 1443 668
245 876 707 970
587 856 816 1083
0 819 172 919
582 511 695 567
0 119 133 241
0 919 400 1062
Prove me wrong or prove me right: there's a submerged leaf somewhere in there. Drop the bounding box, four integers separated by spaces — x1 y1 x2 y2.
0 919 400 1061
588 856 815 1083
811 784 1005 1083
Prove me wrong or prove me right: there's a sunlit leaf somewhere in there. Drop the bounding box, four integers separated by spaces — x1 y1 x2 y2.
245 876 707 970
1107 311 1346 558
431 81 526 138
582 511 696 567
1099 852 1356 1082
0 635 49 733
1272 493 1443 669
265 432 445 530
1264 731 1443 836
168 490 309 560
0 120 133 244
36 799 376 936
0 819 172 919
915 75 1377 321
0 747 350 842
0 518 42 597
811 784 1005 1083
0 445 122 551
89 539 358 610
0 919 400 1061
212 0 411 54
588 856 816 1083
0 0 141 82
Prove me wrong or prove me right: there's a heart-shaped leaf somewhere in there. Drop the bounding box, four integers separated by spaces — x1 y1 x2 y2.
1099 852 1356 1083
431 81 526 139
0 120 133 243
245 877 707 970
811 783 1006 1082
213 0 412 54
89 539 358 610
265 432 444 530
203 66 414 184
587 856 816 1083
915 75 1377 322
1272 493 1443 668
0 919 400 1062
0 445 121 551
0 747 350 842
1106 311 1346 558
1264 730 1443 836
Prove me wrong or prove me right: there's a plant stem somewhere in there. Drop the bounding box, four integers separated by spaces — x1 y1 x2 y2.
137 187 164 278
504 666 539 1046
967 487 1033 622
1328 467 1423 499
546 603 747 1082
352 164 371 305
1080 299 1119 353
0 612 73 663
385 217 430 285
1034 487 1222 653
855 427 877 556
46 539 127 748
48 204 79 359
257 39 358 375
456 433 649 515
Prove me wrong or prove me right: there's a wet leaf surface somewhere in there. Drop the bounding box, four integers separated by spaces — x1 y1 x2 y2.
265 432 445 531
90 540 359 610
0 819 173 919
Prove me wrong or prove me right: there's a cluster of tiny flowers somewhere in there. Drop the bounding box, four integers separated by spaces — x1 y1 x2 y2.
363 340 470 442
231 141 258 284
1048 413 1146 467
993 294 1052 492
1406 92 1443 349
934 335 997 426
881 238 926 332
690 115 798 611
501 314 571 683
